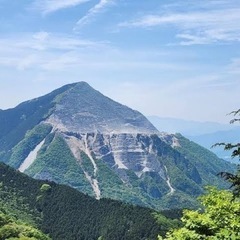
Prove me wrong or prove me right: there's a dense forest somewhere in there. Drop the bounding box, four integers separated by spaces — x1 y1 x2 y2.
0 163 181 240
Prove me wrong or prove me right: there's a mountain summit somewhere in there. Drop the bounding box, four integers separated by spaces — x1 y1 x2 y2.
46 81 158 134
0 82 234 210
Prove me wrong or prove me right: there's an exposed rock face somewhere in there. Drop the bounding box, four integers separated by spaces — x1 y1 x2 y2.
45 82 158 134
63 132 174 200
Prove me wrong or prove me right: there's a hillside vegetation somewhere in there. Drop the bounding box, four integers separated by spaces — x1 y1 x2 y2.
0 210 50 240
0 163 180 240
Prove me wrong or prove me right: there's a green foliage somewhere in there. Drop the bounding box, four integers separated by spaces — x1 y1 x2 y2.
40 184 51 193
0 83 74 152
26 135 93 195
8 124 52 168
94 159 141 203
80 151 95 175
153 213 181 234
161 156 203 196
0 163 179 240
160 187 240 239
36 184 52 212
0 210 50 240
218 168 240 198
175 133 235 188
0 170 42 226
139 172 169 198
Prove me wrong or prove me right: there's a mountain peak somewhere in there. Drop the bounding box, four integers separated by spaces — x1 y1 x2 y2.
72 81 93 89
45 82 159 134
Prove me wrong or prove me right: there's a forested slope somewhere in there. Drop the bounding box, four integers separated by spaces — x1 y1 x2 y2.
0 163 180 240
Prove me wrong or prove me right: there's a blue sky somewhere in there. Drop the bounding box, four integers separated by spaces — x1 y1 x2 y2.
0 0 239 123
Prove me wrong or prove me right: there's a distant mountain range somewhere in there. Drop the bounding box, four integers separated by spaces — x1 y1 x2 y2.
0 82 235 210
147 116 238 136
148 116 240 163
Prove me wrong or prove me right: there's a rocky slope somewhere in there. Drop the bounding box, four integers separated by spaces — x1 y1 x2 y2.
45 82 158 134
0 82 235 210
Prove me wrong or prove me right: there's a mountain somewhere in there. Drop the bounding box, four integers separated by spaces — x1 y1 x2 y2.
0 82 235 210
0 162 178 240
148 116 240 163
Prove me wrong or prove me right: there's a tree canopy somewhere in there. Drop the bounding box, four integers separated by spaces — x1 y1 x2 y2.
0 210 50 240
158 187 240 239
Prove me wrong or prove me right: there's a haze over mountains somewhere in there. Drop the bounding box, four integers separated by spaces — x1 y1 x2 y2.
0 82 235 210
148 116 240 163
147 116 238 136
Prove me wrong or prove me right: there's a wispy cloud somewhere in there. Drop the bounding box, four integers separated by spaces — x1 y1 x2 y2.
120 7 240 45
0 30 190 73
17 31 104 51
32 0 90 14
227 58 240 75
75 0 115 29
0 32 107 70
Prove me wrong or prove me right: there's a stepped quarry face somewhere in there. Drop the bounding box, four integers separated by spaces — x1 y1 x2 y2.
64 132 167 176
58 131 176 200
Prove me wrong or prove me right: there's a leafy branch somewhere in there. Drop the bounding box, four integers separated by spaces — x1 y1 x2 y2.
212 109 240 196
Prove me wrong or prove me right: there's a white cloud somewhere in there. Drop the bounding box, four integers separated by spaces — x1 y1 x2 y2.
227 58 240 75
0 32 107 70
32 0 90 14
120 8 240 45
33 31 49 41
17 32 103 51
75 0 115 28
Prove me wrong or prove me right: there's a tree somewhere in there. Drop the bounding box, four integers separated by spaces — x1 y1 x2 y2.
40 184 51 193
0 210 51 240
212 109 240 196
158 187 240 239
